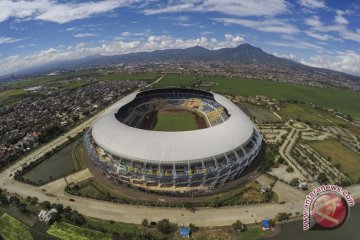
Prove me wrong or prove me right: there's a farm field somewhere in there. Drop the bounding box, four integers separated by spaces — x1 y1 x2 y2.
279 103 346 126
154 112 199 131
0 213 33 240
100 72 160 81
85 218 139 235
0 89 28 106
66 81 94 90
198 76 360 120
308 140 360 180
239 103 281 123
154 74 198 87
47 222 112 240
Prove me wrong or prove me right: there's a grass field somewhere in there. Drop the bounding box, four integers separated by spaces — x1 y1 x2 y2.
280 103 346 126
240 103 281 123
0 89 28 106
154 113 198 131
66 81 94 90
85 218 139 235
198 76 360 120
308 140 360 180
72 141 88 171
154 74 198 87
47 222 112 240
100 72 160 81
0 213 33 240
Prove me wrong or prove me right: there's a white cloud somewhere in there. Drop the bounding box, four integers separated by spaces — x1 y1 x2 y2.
17 43 36 49
334 10 349 25
304 30 338 41
304 15 360 43
298 0 326 9
74 33 98 38
0 36 22 44
144 0 289 17
0 0 136 24
273 52 297 60
0 34 246 75
305 16 322 28
66 27 76 32
300 51 360 75
268 39 324 51
214 18 298 34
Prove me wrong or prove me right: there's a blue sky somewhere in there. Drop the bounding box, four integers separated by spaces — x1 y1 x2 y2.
0 0 360 76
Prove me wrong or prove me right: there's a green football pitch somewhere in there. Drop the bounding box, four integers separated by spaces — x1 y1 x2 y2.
153 113 199 131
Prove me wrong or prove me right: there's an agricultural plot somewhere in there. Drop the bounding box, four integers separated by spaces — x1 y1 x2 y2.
47 222 112 240
240 103 281 123
280 103 346 126
100 72 160 81
198 76 360 120
0 89 28 106
154 74 198 87
308 140 360 180
0 214 33 240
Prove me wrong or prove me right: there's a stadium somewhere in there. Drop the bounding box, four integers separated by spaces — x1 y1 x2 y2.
83 88 263 194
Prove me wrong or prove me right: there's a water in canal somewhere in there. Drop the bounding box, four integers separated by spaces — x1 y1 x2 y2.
22 138 81 184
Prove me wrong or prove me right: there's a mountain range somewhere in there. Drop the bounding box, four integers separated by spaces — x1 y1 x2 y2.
2 44 360 89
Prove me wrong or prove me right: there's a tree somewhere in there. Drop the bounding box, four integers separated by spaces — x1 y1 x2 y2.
264 190 274 202
290 178 300 187
157 219 175 234
334 163 341 170
232 220 247 232
286 166 294 173
65 210 85 226
317 173 329 185
277 212 289 221
184 202 196 212
49 211 61 224
189 223 198 233
51 203 64 213
40 201 51 210
141 218 148 227
277 157 285 165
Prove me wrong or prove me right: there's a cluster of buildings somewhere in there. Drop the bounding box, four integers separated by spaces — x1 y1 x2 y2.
0 79 145 169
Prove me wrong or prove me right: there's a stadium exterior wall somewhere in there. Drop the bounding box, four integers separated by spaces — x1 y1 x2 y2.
84 88 263 193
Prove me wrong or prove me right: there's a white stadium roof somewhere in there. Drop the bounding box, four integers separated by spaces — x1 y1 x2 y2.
91 91 255 163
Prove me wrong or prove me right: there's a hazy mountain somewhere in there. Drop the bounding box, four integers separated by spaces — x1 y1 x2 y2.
2 44 360 89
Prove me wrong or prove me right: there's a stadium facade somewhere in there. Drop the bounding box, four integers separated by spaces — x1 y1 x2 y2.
84 88 262 194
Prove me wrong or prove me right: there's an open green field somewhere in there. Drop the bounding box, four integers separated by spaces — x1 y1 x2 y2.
308 140 360 180
66 81 94 90
7 71 100 88
0 89 28 106
280 103 346 126
198 76 360 120
100 72 160 81
7 75 59 88
154 74 198 87
72 141 87 171
85 218 139 235
240 103 281 123
154 113 198 131
47 222 112 240
0 213 33 240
